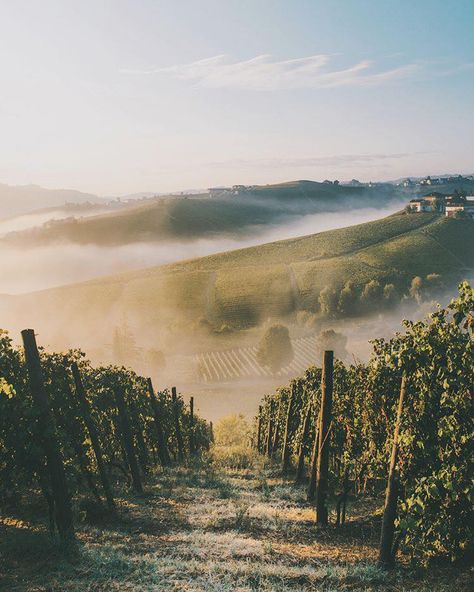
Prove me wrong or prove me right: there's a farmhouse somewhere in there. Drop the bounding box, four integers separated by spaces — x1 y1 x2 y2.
445 196 474 218
409 194 444 213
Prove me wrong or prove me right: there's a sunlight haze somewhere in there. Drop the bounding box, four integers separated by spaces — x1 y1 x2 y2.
0 0 473 195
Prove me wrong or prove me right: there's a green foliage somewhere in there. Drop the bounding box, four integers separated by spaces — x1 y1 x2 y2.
214 414 251 447
254 283 474 563
0 336 211 527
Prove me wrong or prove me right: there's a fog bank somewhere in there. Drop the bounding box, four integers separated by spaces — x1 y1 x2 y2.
0 203 401 295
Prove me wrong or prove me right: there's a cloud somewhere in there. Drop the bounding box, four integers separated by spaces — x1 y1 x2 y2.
207 152 414 170
123 54 419 90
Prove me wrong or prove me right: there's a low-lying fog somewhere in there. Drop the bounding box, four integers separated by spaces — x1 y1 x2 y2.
0 203 402 294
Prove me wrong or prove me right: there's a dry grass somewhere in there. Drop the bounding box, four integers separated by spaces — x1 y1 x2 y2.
0 452 472 591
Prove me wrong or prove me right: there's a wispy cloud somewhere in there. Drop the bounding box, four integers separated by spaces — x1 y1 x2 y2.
208 152 415 169
123 54 419 90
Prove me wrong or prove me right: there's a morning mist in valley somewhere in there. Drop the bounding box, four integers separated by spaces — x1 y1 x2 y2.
0 2 473 589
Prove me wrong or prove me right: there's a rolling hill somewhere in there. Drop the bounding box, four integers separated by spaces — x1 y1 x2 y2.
2 180 406 246
1 212 472 352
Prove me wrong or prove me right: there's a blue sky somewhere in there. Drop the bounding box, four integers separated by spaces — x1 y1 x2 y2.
0 0 473 194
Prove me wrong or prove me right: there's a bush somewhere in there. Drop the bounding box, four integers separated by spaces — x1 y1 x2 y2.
214 414 251 447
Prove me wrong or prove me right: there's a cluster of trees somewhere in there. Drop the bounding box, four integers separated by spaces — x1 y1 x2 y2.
254 283 473 565
0 330 212 548
318 273 444 319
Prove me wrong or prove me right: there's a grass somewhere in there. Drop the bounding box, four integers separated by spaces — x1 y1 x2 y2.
1 450 471 591
3 212 473 351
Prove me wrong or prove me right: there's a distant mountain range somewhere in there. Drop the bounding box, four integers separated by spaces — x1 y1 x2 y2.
0 183 103 219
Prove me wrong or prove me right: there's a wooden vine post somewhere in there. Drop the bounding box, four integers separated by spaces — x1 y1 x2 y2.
306 397 319 501
209 421 214 444
171 387 185 462
21 329 76 547
379 374 407 568
256 406 262 453
271 399 283 456
281 383 296 473
146 378 171 466
113 387 143 494
265 400 274 457
71 362 116 511
189 396 196 455
295 403 311 484
315 350 334 525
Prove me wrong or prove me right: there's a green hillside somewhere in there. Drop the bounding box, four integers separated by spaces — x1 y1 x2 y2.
2 212 473 349
2 181 404 246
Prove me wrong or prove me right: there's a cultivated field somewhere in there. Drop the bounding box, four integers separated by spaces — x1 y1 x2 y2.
195 335 320 382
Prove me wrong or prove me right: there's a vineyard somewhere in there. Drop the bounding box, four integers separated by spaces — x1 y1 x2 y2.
0 329 212 551
253 282 473 566
195 335 320 382
0 284 472 591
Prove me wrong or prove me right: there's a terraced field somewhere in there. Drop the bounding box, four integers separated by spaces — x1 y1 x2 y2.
195 335 319 382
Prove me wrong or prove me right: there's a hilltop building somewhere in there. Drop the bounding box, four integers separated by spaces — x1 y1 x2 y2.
445 196 474 218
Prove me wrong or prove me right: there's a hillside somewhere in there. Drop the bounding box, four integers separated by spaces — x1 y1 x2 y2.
0 183 102 219
2 212 472 350
2 181 405 246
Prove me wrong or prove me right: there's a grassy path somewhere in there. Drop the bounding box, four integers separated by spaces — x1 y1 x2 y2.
0 451 471 591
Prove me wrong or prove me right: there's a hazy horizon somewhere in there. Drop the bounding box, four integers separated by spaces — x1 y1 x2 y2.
1 1 473 195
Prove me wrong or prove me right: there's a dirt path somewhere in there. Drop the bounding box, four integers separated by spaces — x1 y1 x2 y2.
1 454 471 591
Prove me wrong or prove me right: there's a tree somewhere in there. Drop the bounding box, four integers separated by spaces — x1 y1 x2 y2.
338 281 358 316
360 280 383 310
383 283 399 307
319 286 338 317
316 329 348 362
409 276 424 303
256 324 294 374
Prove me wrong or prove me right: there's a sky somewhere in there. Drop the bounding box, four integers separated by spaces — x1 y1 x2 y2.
0 0 473 195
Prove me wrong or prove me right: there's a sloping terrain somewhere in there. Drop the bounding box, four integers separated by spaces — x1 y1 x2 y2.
1 212 472 349
0 459 469 591
1 181 405 246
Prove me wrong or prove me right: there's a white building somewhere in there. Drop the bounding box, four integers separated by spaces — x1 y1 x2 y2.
445 197 474 218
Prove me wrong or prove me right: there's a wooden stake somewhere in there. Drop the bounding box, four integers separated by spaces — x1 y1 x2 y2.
146 378 171 466
189 396 196 455
295 402 311 485
113 387 143 494
281 384 296 473
315 350 334 525
256 406 262 453
379 374 407 568
22 329 76 547
71 362 115 510
171 387 185 462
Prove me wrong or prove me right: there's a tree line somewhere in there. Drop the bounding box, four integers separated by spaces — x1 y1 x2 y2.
0 330 212 549
253 282 473 566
